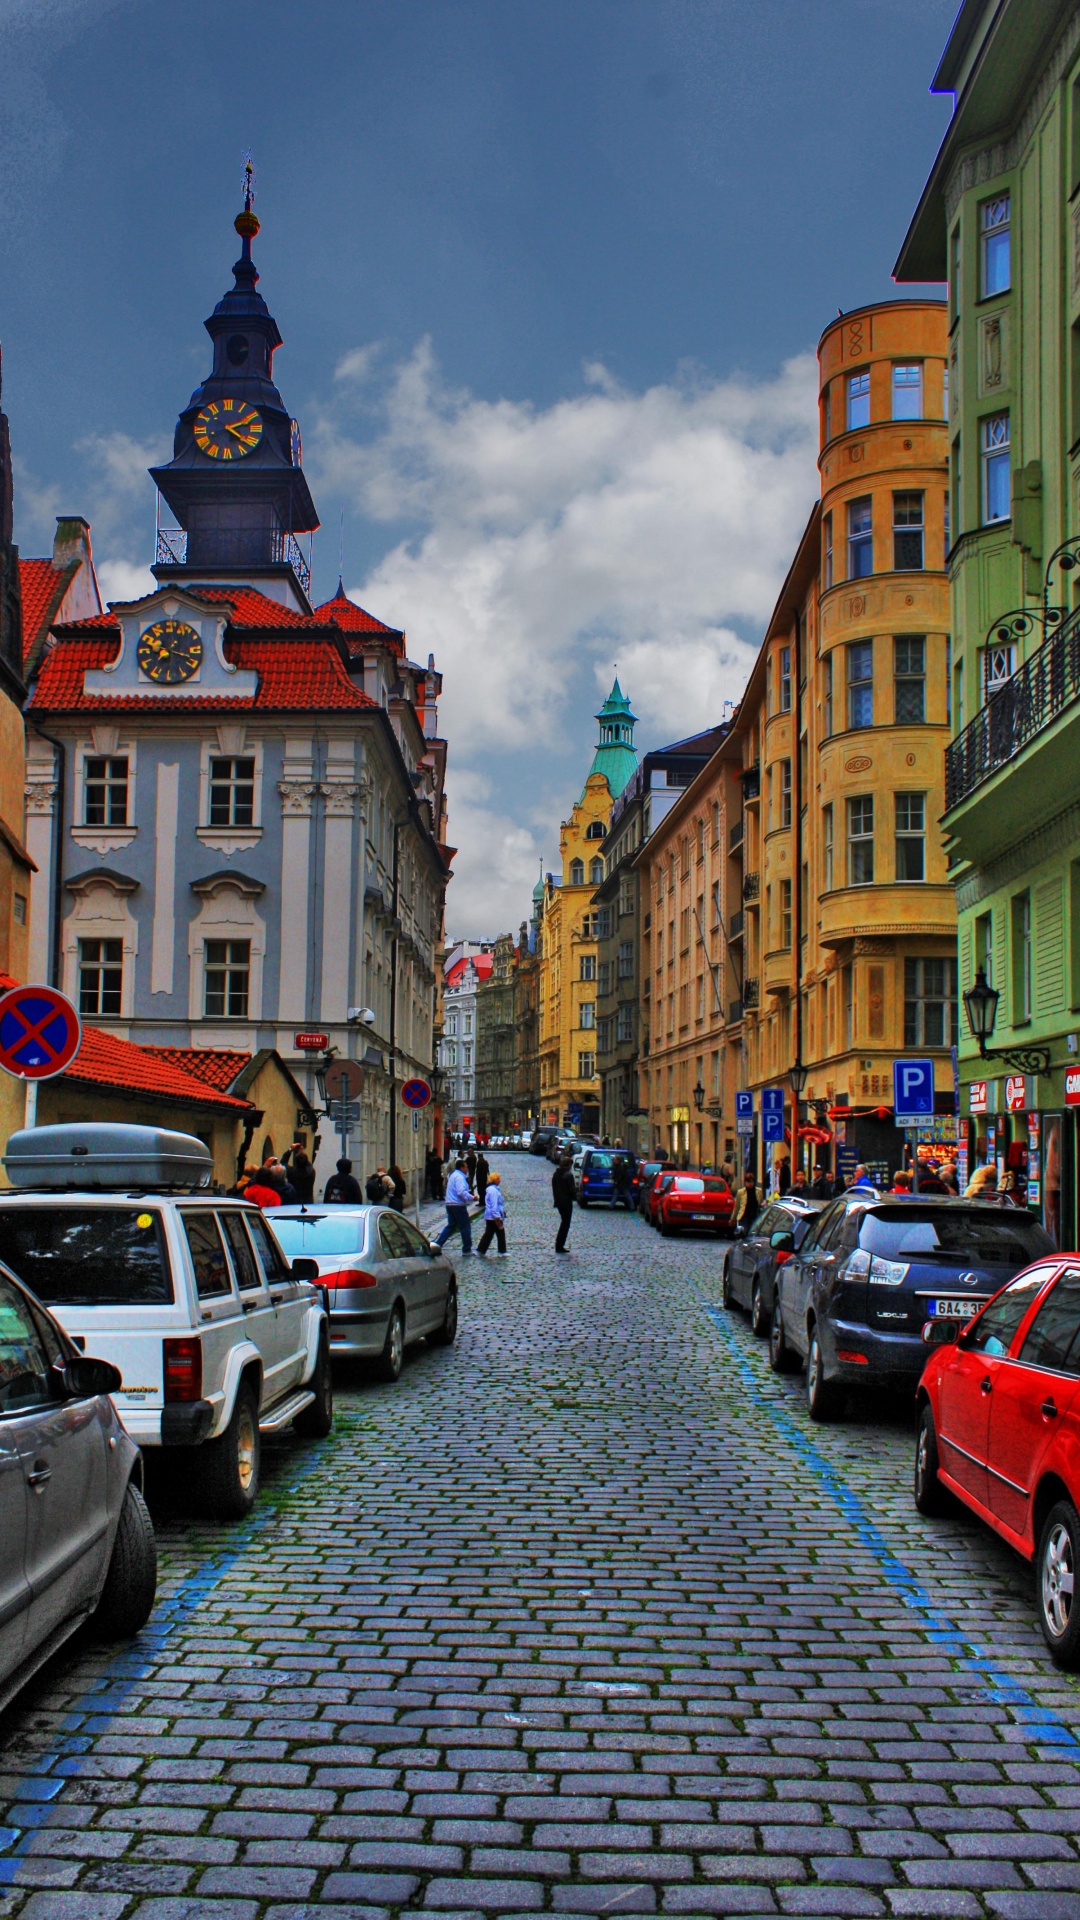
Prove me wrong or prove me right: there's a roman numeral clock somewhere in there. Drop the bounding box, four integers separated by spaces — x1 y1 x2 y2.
193 398 263 461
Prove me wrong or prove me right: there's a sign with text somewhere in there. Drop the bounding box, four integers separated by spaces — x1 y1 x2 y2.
1066 1067 1080 1105
736 1089 754 1137
893 1057 934 1126
970 1080 990 1114
1005 1074 1028 1113
761 1087 784 1144
294 1030 329 1052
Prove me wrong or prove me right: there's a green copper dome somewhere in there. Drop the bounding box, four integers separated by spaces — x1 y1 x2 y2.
583 675 638 800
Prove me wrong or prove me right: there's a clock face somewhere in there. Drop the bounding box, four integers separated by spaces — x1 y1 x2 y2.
137 619 203 685
193 397 263 461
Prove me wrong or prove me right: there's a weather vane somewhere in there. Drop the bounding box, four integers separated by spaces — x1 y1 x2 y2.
241 150 256 212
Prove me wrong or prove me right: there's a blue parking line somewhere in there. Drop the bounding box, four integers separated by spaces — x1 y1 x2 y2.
703 1304 1080 1755
0 1432 338 1886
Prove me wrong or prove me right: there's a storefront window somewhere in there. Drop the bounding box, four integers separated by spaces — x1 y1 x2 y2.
1044 1113 1063 1248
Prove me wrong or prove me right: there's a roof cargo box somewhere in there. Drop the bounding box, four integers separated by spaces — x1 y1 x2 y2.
4 1122 214 1191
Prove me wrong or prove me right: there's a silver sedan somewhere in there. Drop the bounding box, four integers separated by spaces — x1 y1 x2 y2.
272 1205 458 1382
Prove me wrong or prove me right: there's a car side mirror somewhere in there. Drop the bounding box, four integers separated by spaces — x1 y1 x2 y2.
922 1318 960 1347
770 1230 795 1254
291 1257 320 1283
56 1355 122 1399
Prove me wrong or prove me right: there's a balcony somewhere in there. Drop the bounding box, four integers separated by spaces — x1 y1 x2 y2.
729 817 744 852
944 602 1080 861
728 997 743 1024
742 976 760 1009
155 526 311 594
743 870 760 902
742 762 761 802
729 908 744 941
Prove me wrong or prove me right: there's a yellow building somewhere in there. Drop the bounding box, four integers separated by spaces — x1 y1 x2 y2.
735 298 955 1184
537 683 638 1131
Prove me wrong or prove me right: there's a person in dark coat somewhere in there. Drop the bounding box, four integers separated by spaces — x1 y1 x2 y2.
325 1158 363 1203
777 1156 791 1196
552 1153 576 1253
388 1163 408 1211
475 1152 490 1208
283 1145 315 1204
810 1165 832 1200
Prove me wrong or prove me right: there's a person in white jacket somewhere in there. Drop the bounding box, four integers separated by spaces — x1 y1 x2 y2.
436 1159 474 1253
476 1172 507 1256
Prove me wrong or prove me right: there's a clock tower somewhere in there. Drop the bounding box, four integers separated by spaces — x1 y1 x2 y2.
150 170 319 611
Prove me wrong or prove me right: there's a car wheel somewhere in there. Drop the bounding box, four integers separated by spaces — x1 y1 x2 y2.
913 1402 949 1516
721 1258 734 1310
432 1278 458 1347
93 1481 157 1638
806 1327 838 1423
769 1301 797 1374
200 1379 261 1520
1038 1501 1080 1666
377 1305 406 1382
294 1328 334 1438
750 1279 769 1339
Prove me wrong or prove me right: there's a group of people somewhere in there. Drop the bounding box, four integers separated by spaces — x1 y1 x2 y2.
436 1149 507 1257
235 1147 412 1213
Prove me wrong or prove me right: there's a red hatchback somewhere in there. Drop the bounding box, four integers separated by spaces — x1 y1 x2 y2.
658 1173 735 1238
917 1258 1080 1664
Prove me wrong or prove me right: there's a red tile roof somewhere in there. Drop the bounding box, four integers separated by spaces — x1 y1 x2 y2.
143 1047 249 1093
60 1027 253 1111
314 585 399 635
29 632 376 714
19 558 78 664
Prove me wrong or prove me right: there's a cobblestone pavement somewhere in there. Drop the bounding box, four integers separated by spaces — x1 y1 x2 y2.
4 1152 1080 1920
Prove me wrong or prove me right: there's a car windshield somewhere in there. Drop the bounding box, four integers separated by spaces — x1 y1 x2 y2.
273 1214 366 1257
0 1206 173 1306
860 1206 1053 1265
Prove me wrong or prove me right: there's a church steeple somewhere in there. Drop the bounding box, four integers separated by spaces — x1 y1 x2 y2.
150 165 319 608
583 676 638 800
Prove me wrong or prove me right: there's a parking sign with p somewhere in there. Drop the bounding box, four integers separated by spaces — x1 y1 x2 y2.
893 1057 935 1126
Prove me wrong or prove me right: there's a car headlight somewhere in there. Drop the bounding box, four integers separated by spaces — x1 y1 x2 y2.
868 1255 909 1286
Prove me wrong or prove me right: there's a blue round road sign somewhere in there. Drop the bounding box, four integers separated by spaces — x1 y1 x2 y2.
401 1078 432 1109
0 984 82 1081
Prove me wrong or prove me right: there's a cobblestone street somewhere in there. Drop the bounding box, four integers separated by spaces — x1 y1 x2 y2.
4 1153 1080 1919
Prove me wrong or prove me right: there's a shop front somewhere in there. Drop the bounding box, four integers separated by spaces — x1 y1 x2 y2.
964 1073 1067 1248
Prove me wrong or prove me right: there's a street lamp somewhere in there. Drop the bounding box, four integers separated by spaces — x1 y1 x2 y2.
962 966 1050 1075
692 1080 705 1112
789 1059 808 1098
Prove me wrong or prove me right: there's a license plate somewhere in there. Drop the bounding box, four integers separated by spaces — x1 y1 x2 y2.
692 1213 713 1221
926 1296 983 1319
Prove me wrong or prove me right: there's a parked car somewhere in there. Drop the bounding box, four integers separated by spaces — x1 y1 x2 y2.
723 1197 825 1333
530 1127 559 1158
769 1193 1055 1421
648 1171 678 1228
0 1264 157 1714
0 1123 334 1521
657 1172 735 1237
916 1258 1080 1665
272 1205 457 1378
576 1148 639 1208
636 1162 676 1219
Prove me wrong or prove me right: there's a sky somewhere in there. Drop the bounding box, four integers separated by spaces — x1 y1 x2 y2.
0 0 957 937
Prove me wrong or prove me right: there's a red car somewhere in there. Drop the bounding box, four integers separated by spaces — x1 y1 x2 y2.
917 1257 1080 1664
647 1170 677 1228
658 1173 735 1238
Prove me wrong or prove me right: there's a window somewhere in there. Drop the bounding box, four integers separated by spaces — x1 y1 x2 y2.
1018 1270 1080 1374
848 795 874 885
823 512 834 590
822 803 834 892
774 757 790 830
894 636 926 723
0 1276 53 1414
823 653 833 736
597 1015 612 1054
778 646 792 713
589 857 603 884
619 876 634 915
848 641 873 729
84 755 129 827
902 958 957 1047
822 385 832 443
78 937 123 1016
209 756 255 827
204 939 251 1018
665 767 692 787
596 906 611 939
975 910 993 987
1013 890 1032 1024
944 484 950 563
847 497 873 577
892 363 923 420
616 1003 634 1043
981 193 1011 297
13 893 26 925
982 411 1010 523
570 859 585 885
983 640 1016 699
182 1212 232 1299
598 959 610 996
847 369 870 431
779 877 792 949
893 492 924 570
578 1051 596 1080
221 1211 262 1292
585 820 605 839
895 792 926 881
618 940 634 979
580 954 596 981
464 1012 473 1034
579 1002 595 1030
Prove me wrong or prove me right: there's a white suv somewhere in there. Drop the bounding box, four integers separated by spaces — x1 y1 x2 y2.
0 1123 333 1520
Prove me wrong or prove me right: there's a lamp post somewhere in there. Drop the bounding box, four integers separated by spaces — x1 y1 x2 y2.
692 1079 705 1112
788 1060 807 1181
963 966 1050 1076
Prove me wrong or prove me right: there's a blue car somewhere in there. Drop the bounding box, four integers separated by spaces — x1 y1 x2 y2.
576 1149 638 1208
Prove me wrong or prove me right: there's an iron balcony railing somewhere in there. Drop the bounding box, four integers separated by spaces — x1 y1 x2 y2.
728 997 743 1024
743 976 759 1008
743 870 760 902
156 528 187 565
729 908 744 940
742 762 761 801
153 528 311 594
945 601 1080 810
729 817 744 851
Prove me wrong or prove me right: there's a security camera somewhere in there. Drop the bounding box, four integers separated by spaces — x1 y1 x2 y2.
348 1007 376 1025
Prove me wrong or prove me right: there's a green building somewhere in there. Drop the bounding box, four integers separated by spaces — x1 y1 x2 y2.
897 0 1080 1242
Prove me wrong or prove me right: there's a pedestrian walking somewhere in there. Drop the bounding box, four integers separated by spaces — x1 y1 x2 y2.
552 1152 576 1253
465 1148 478 1189
475 1151 490 1207
612 1152 632 1208
388 1163 407 1211
436 1158 474 1253
365 1166 393 1204
476 1172 507 1255
777 1155 791 1195
425 1147 444 1201
324 1157 363 1204
734 1170 759 1236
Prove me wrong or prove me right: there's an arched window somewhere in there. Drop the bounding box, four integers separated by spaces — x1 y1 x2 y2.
570 858 585 885
586 820 604 840
590 857 603 883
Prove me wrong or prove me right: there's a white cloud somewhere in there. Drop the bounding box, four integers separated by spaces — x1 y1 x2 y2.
96 558 156 605
314 339 819 937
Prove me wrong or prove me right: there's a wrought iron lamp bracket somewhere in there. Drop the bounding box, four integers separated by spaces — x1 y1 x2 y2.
976 1041 1052 1076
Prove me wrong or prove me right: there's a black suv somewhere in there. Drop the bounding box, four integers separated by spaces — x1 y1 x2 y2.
769 1194 1054 1421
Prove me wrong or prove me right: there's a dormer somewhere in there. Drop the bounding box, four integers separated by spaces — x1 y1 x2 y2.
83 588 258 701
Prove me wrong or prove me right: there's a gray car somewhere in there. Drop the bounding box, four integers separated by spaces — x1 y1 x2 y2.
722 1197 825 1336
272 1206 457 1382
0 1265 157 1714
